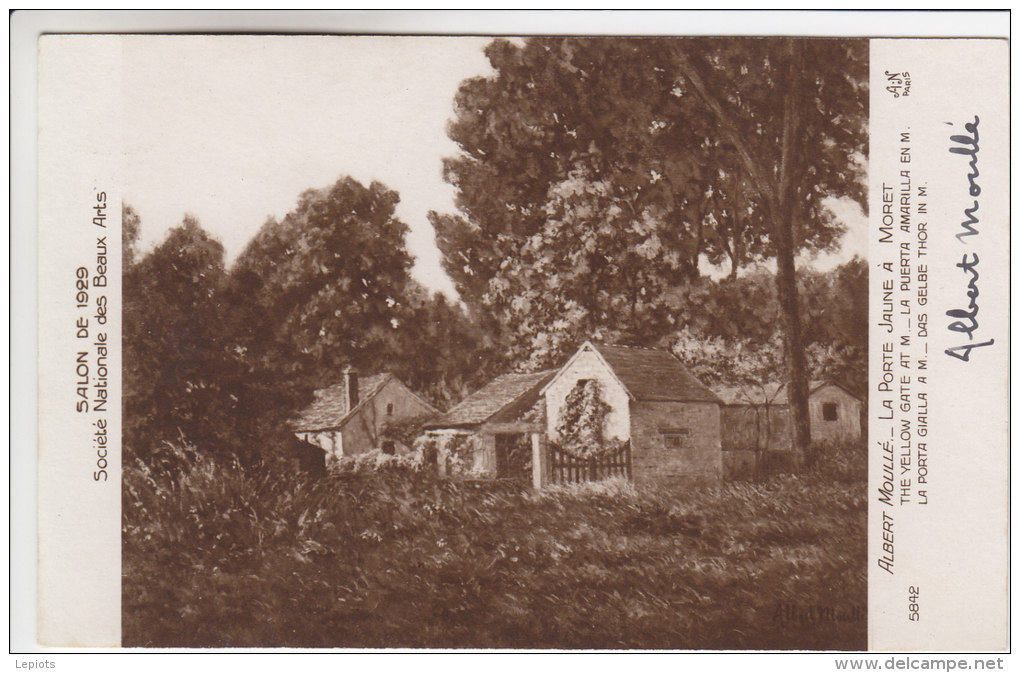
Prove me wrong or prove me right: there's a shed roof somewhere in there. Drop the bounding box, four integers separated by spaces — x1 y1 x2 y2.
292 373 390 432
425 369 556 429
591 343 722 404
714 380 860 406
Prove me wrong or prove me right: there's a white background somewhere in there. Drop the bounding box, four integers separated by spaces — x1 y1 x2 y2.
868 38 1009 651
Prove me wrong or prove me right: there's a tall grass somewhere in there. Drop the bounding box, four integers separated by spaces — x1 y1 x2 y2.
123 442 866 649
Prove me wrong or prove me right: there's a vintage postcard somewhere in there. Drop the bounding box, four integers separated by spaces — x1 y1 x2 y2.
22 11 1009 659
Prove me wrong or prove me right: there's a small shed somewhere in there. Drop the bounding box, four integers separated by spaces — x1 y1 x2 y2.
714 379 863 478
807 380 863 443
292 367 438 466
423 369 556 483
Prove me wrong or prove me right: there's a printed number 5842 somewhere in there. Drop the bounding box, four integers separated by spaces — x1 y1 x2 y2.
908 586 920 622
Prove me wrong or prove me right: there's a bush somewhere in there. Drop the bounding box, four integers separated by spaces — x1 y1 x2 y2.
423 432 486 477
723 438 867 483
333 447 424 474
806 439 867 483
124 442 865 649
759 449 802 478
381 413 438 450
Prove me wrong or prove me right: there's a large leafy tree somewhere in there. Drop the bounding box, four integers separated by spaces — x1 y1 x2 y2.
667 259 868 395
435 37 867 456
124 178 486 470
228 175 489 411
433 39 697 311
486 166 690 368
124 213 315 467
669 38 867 456
123 214 241 463
231 177 415 384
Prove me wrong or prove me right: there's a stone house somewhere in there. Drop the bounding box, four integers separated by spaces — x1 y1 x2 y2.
541 342 723 484
292 366 438 466
422 369 556 483
714 379 863 477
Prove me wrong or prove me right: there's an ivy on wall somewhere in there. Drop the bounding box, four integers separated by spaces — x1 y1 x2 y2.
421 432 485 477
554 379 623 459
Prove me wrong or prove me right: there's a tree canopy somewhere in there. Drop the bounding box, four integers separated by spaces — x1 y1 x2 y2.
124 178 493 467
434 37 868 453
231 177 414 378
230 176 490 408
123 214 239 463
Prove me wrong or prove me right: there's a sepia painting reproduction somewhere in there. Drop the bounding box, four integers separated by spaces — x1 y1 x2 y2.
107 35 870 649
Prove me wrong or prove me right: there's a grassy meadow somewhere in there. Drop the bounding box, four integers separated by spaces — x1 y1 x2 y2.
123 443 866 650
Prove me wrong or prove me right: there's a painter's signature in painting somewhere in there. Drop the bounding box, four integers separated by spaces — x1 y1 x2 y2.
772 603 866 624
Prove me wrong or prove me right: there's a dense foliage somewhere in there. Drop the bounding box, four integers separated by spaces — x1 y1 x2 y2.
433 39 865 362
554 379 620 459
123 215 245 463
667 257 868 395
123 441 866 649
123 180 489 466
433 37 868 449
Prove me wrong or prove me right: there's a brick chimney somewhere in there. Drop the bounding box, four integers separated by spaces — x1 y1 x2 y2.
343 365 359 411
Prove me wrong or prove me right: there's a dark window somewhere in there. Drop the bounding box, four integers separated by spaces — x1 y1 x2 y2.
495 433 532 482
822 402 838 421
381 440 396 455
661 428 690 449
386 402 394 416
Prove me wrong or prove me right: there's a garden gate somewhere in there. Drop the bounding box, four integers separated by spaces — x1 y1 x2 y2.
547 441 632 485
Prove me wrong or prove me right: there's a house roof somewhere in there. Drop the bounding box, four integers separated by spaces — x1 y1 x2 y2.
291 373 391 432
589 343 722 404
425 369 556 429
714 380 860 406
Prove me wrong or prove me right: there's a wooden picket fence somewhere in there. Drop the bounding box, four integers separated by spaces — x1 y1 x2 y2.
548 441 632 485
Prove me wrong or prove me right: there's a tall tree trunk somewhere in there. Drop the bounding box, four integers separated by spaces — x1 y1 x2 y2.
674 40 813 463
730 174 746 279
629 278 639 324
728 174 744 280
774 39 811 463
693 214 704 276
773 204 811 462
